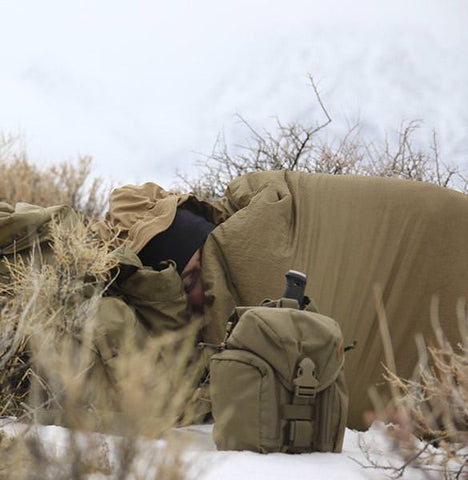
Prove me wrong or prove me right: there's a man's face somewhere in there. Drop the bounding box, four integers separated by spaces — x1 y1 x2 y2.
181 248 204 312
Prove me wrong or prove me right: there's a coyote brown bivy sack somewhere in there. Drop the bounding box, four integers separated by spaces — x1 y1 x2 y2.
210 298 348 453
200 171 468 430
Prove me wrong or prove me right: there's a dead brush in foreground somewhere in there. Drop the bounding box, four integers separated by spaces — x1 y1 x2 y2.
0 212 119 418
0 216 205 479
359 290 468 479
0 132 109 218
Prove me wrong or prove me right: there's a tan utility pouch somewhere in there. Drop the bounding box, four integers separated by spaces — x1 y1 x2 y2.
210 298 348 453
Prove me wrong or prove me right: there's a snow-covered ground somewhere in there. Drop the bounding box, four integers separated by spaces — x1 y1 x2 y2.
0 1 466 188
0 419 451 479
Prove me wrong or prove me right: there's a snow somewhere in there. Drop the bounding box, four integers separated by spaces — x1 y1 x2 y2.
0 1 466 188
0 419 447 479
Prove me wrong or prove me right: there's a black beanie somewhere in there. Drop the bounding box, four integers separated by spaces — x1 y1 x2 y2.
138 208 215 274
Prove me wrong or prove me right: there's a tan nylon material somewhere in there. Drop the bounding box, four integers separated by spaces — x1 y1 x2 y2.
94 183 227 253
226 307 344 391
290 420 313 449
201 171 468 429
111 261 191 336
282 404 314 420
210 302 347 453
210 349 282 452
0 202 75 255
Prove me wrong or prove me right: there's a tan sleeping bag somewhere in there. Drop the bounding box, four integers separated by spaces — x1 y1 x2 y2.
200 171 468 429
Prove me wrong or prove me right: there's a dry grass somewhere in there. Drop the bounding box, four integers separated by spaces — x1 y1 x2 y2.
0 132 205 479
0 214 205 479
0 213 118 417
0 426 200 480
362 291 468 479
0 132 109 218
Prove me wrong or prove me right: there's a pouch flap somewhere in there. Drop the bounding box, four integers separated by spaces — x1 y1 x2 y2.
226 307 344 391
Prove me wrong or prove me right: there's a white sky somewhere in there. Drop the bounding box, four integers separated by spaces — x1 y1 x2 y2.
0 0 467 188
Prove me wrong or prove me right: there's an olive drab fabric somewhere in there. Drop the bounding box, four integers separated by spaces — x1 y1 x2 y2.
0 202 75 253
115 260 191 334
90 259 194 410
0 201 76 284
201 171 468 430
210 298 348 453
0 201 191 340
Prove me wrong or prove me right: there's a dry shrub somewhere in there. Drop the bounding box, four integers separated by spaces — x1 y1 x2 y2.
0 132 109 218
0 213 118 417
362 290 468 479
176 80 467 199
0 215 204 479
0 428 113 480
0 425 200 480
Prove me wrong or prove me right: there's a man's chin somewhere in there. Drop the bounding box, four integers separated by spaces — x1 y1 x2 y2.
190 302 204 313
188 291 205 313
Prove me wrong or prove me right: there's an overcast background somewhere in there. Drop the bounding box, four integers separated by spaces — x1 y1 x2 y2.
0 0 466 189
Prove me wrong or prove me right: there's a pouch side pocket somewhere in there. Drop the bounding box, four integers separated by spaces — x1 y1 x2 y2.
210 349 281 452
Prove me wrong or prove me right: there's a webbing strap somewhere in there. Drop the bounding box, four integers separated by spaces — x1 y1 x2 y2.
285 357 319 451
282 404 314 420
277 297 301 309
289 420 314 449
